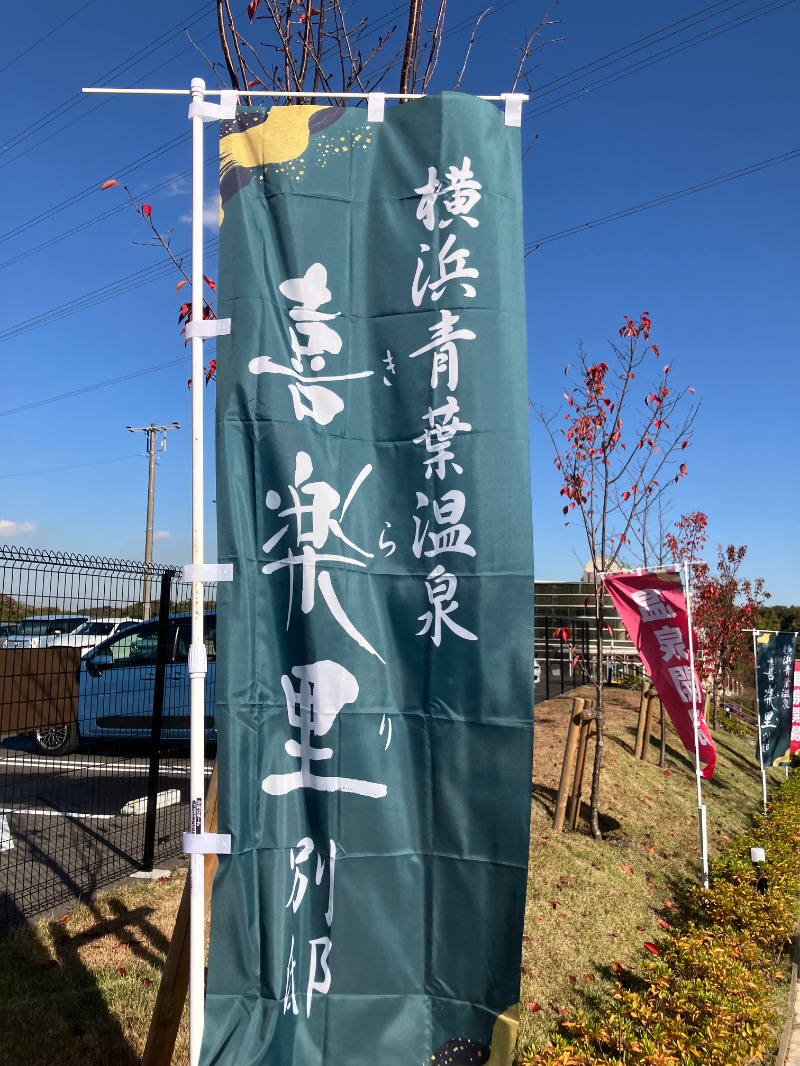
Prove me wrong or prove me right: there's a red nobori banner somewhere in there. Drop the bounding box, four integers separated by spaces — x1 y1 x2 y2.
603 571 716 779
791 662 800 755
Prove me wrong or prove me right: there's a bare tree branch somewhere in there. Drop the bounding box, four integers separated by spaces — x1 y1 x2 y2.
185 27 228 89
510 1 562 93
453 5 493 91
420 0 447 93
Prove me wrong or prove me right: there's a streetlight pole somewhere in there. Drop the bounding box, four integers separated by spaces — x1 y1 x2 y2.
126 422 180 619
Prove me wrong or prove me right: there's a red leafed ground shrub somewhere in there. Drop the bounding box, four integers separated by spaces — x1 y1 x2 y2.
518 771 800 1065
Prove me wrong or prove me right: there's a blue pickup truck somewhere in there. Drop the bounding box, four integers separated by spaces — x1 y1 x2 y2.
30 612 217 756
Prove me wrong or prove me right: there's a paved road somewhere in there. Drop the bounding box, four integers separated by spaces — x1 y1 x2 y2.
0 733 212 928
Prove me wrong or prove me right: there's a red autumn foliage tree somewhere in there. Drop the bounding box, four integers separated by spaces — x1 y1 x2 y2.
100 181 219 386
667 517 769 727
536 313 700 840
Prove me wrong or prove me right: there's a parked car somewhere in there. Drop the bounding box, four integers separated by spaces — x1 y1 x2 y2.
50 617 138 653
30 613 217 756
534 658 541 685
0 623 17 649
8 614 90 650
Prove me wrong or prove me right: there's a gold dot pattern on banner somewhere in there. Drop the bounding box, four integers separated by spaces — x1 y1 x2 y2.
429 1038 491 1066
267 125 374 179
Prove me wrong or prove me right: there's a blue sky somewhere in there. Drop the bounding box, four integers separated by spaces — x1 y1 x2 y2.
1 1 798 599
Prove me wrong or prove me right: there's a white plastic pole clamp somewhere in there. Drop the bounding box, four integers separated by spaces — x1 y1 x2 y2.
181 563 234 583
367 92 386 123
188 89 238 122
185 319 231 340
187 643 207 680
501 92 526 127
183 832 232 855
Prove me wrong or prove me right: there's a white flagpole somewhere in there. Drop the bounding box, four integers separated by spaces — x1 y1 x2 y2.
753 629 768 815
683 560 709 889
188 76 207 1066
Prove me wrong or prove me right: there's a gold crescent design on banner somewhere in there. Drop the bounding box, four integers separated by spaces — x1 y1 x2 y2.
220 105 327 175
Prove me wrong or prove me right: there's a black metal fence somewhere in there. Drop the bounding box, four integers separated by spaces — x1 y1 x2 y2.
0 545 216 931
534 613 644 699
535 614 592 699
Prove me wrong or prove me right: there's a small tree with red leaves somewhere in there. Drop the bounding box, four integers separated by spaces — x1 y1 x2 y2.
100 181 218 387
535 313 700 840
667 522 769 727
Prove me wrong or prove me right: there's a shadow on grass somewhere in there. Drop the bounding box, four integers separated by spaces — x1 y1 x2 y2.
0 890 174 1066
531 783 622 836
0 923 135 1066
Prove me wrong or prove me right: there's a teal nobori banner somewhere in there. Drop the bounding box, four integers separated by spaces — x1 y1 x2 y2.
203 93 534 1066
756 630 798 766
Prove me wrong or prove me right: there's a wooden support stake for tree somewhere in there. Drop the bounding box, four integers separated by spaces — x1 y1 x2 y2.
567 707 596 832
659 697 666 769
143 764 219 1066
633 683 650 759
641 690 656 760
553 698 584 833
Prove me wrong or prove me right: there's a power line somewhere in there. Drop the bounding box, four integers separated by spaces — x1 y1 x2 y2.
525 0 798 121
527 0 753 101
0 454 143 479
0 155 217 273
0 134 189 247
0 351 213 420
0 236 219 345
0 0 775 260
524 148 800 252
0 3 214 170
0 0 100 79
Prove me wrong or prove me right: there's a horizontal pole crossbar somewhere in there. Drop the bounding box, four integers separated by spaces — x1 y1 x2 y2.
83 87 528 102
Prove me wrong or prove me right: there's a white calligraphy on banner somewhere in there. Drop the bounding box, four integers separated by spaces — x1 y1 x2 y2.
409 156 482 646
263 661 387 798
283 837 338 1018
262 451 385 663
249 263 373 426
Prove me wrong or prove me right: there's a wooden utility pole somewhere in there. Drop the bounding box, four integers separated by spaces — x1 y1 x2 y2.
126 422 180 620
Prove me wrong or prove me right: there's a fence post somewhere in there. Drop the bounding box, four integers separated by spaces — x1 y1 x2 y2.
142 569 176 873
559 629 565 696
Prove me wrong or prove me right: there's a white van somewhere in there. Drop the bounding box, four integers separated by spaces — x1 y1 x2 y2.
50 617 137 653
7 615 90 649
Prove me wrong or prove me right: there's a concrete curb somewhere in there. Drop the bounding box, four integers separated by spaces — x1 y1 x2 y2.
776 917 800 1065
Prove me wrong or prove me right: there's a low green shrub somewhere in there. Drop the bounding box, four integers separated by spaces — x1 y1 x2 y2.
718 714 753 740
614 673 645 691
518 772 800 1065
